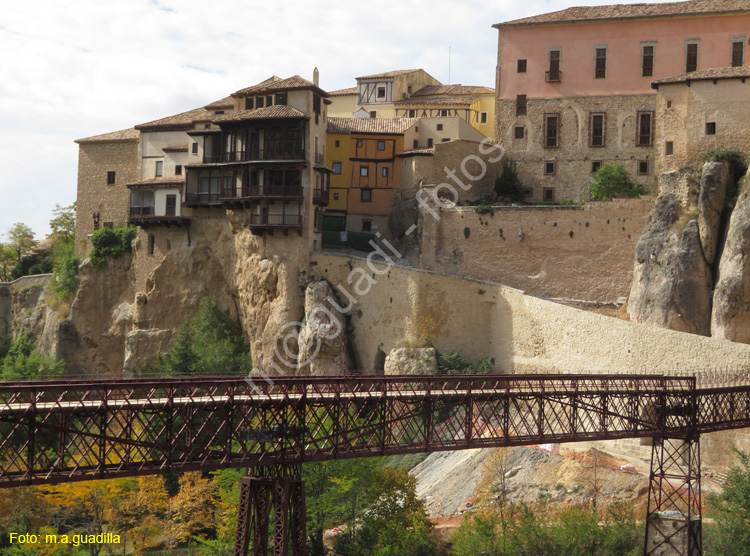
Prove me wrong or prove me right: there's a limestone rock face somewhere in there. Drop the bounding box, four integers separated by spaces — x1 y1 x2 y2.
296 280 348 376
123 329 174 377
712 175 750 342
628 195 712 335
384 347 437 375
697 162 728 266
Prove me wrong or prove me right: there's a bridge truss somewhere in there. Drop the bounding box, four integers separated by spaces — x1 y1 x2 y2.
1 374 749 556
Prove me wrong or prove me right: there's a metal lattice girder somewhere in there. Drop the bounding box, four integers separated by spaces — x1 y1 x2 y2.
0 373 747 487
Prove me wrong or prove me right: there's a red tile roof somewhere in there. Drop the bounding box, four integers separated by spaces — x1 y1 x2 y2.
494 0 750 27
329 87 358 96
356 69 427 80
204 96 235 110
411 84 494 96
395 96 477 107
75 128 139 144
232 75 328 97
652 66 750 85
396 147 435 157
213 105 309 123
327 117 418 135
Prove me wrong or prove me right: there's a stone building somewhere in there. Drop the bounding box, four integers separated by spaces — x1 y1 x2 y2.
493 0 750 202
74 128 140 254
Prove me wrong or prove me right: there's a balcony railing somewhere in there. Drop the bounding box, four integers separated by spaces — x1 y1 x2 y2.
202 149 305 164
129 206 154 217
221 185 303 201
313 187 330 205
185 192 221 206
545 70 562 83
249 214 302 228
314 152 326 165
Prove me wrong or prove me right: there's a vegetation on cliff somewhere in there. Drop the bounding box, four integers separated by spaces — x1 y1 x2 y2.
0 332 63 380
88 226 136 269
590 164 647 201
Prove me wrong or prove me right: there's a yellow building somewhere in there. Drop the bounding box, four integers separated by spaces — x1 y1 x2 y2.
325 127 352 230
394 85 495 138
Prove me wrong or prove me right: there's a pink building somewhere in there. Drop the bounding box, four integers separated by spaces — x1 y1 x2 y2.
493 0 750 202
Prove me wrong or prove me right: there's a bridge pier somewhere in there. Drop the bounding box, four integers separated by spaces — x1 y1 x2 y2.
235 465 307 556
644 436 702 556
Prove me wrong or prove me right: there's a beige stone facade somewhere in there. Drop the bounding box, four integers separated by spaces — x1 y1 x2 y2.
496 94 657 202
420 198 654 303
74 130 140 255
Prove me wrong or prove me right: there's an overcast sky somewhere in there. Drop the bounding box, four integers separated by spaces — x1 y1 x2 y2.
0 0 667 239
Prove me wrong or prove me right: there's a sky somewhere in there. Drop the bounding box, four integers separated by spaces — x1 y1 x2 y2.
0 0 668 239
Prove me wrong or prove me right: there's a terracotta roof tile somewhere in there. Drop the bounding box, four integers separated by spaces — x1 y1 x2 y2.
395 95 477 107
135 102 225 131
204 96 235 110
213 105 309 123
127 177 185 189
329 87 358 96
396 147 435 157
356 69 426 80
652 66 750 85
495 0 750 27
327 117 418 135
232 75 329 97
411 84 495 96
75 128 139 144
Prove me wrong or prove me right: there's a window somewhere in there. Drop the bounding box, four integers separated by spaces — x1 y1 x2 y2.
595 46 607 79
357 140 363 148
192 143 198 154
543 187 555 202
666 100 673 109
369 111 377 118
544 161 556 175
642 44 655 77
335 140 340 148
382 167 389 177
591 161 602 173
377 140 385 151
442 138 450 142
514 126 525 139
166 195 176 216
413 140 419 149
362 220 372 231
103 222 114 229
107 171 116 185
440 109 450 117
377 86 386 99
155 161 164 177
405 109 414 117
517 59 527 73
638 160 650 175
332 162 342 175
637 111 653 146
686 40 699 73
266 95 273 107
276 92 287 106
547 48 561 81
732 39 745 67
245 97 254 110
175 165 182 176
333 193 339 200
590 113 605 147
516 94 527 116
479 112 488 124
706 122 716 135
666 141 674 155
361 189 372 202
256 96 265 109
522 188 533 197
148 234 155 255
544 113 559 148
427 138 434 148
437 124 443 131
360 167 369 177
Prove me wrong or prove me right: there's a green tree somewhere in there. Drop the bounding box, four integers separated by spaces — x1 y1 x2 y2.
0 332 64 381
7 223 35 265
705 447 750 556
494 158 526 202
590 164 647 201
49 203 76 243
88 227 136 269
0 244 14 282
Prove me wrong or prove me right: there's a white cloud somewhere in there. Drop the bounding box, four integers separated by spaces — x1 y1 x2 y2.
0 0 667 238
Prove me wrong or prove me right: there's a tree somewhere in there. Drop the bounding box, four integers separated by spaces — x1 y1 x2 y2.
49 203 76 243
7 223 35 265
494 158 526 202
705 447 750 556
111 476 173 555
590 164 647 201
168 471 218 543
0 244 15 282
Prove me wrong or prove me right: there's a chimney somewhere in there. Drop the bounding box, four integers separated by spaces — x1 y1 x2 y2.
313 67 320 87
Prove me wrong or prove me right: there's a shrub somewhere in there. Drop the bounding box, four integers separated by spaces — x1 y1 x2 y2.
494 158 526 202
437 352 493 374
474 205 495 216
590 164 647 201
0 332 64 381
50 239 79 304
89 227 136 269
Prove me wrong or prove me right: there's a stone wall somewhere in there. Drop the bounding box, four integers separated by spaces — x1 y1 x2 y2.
74 139 140 256
419 199 653 302
496 94 658 202
310 252 750 376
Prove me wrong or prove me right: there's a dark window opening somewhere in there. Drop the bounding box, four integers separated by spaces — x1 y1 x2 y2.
479 112 488 124
437 124 443 131
276 92 287 106
362 220 372 231
592 161 602 174
332 162 342 175
545 114 559 148
335 140 340 147
642 45 655 77
590 113 605 147
148 234 155 255
706 122 716 135
107 171 116 185
166 195 176 216
637 111 653 146
333 193 339 200
369 111 377 119
548 49 561 81
245 97 254 110
543 187 555 202
733 41 745 67
514 126 525 139
427 138 434 148
638 160 650 175
175 165 182 176
256 96 265 109
361 189 372 202
377 86 386 99
595 47 607 79
517 59 527 73
666 141 674 156
516 94 527 116
544 161 556 175
377 140 385 151
192 143 198 154
686 42 699 73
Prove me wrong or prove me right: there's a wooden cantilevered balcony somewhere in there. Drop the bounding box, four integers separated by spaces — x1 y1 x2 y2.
249 213 302 235
185 192 222 207
128 206 189 228
202 147 305 165
545 70 562 83
221 185 303 207
312 186 329 206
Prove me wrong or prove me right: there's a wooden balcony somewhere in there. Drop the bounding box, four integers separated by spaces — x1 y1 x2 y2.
545 70 562 83
221 185 304 207
128 207 189 228
313 186 330 206
249 213 302 235
202 148 305 164
185 193 222 207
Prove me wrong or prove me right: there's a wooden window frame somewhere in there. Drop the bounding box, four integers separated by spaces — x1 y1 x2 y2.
360 166 369 177
479 112 488 124
192 143 198 155
638 160 650 175
517 59 527 73
543 187 555 202
155 161 164 177
377 86 386 99
686 40 699 73
107 171 116 185
594 46 607 79
332 162 342 175
544 113 560 148
591 161 602 174
732 38 745 67
637 111 654 147
548 48 562 82
544 161 556 175
516 94 527 116
641 43 655 77
361 189 372 203
666 141 674 156
377 140 386 151
514 126 525 139
245 97 254 110
175 165 182 176
589 113 606 147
